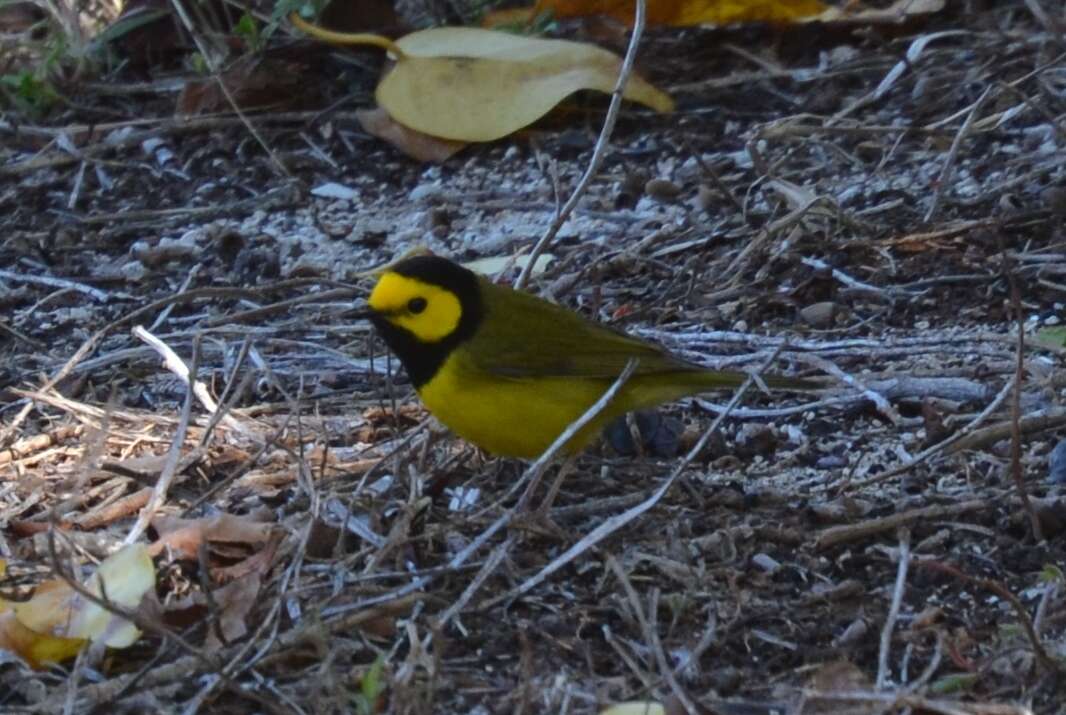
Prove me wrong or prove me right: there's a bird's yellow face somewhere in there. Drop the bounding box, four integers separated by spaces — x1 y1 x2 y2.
368 271 462 343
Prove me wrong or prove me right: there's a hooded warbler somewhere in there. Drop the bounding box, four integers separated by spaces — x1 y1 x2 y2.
363 255 810 458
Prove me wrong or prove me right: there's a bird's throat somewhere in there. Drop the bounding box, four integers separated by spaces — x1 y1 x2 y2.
369 314 452 389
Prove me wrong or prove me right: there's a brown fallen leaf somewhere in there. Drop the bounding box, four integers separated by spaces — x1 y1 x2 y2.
211 530 283 583
150 513 276 560
357 107 467 162
165 575 261 650
176 55 321 116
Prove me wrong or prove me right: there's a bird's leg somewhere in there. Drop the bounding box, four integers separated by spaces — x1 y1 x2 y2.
510 454 580 540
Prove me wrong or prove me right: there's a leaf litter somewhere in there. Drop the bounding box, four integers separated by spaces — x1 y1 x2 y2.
1 2 1065 713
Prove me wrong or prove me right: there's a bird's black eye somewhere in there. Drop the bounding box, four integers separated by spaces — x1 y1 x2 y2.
408 297 428 314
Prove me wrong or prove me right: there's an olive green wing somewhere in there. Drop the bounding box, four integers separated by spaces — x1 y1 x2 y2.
469 279 700 379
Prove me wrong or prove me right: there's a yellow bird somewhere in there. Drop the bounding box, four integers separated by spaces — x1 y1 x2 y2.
362 255 809 458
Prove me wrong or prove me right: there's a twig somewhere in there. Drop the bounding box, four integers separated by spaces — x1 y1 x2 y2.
432 534 515 632
877 528 911 690
832 31 970 123
0 267 109 302
610 559 699 714
797 353 901 425
803 689 1034 715
133 326 219 413
681 137 744 214
1007 267 1043 541
922 560 1065 676
149 265 200 332
815 500 988 549
132 325 250 436
723 195 830 283
924 86 992 223
851 376 1015 488
122 335 200 545
514 0 647 290
801 256 907 298
0 281 325 448
1022 0 1065 36
1033 579 1059 636
947 405 1066 453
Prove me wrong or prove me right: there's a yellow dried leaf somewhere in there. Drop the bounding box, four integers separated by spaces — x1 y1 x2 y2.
0 611 86 669
533 0 826 26
71 543 155 647
9 544 155 661
377 27 673 141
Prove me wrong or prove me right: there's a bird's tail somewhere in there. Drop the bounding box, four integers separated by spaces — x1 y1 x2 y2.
690 369 819 391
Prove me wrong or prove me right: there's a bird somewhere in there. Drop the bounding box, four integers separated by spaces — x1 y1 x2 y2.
361 255 811 458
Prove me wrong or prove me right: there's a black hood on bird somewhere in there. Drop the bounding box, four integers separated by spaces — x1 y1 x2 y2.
369 256 485 389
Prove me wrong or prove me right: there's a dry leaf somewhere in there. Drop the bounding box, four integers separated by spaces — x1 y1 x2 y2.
211 530 283 583
814 0 945 24
377 27 673 141
291 15 671 144
0 559 86 667
463 253 555 276
0 611 86 669
532 0 826 27
492 0 941 28
0 545 155 667
151 513 276 560
176 57 314 116
356 107 467 162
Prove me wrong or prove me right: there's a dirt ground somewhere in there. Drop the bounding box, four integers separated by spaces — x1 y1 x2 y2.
2 1 1066 713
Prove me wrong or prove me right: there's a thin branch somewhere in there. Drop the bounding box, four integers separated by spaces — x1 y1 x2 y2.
1007 266 1043 541
514 0 648 290
877 528 911 690
123 334 200 545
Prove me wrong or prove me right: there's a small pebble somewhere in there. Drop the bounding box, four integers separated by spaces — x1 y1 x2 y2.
409 183 443 203
815 454 848 470
645 177 682 202
310 182 358 201
833 618 868 647
800 301 838 328
751 553 781 574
